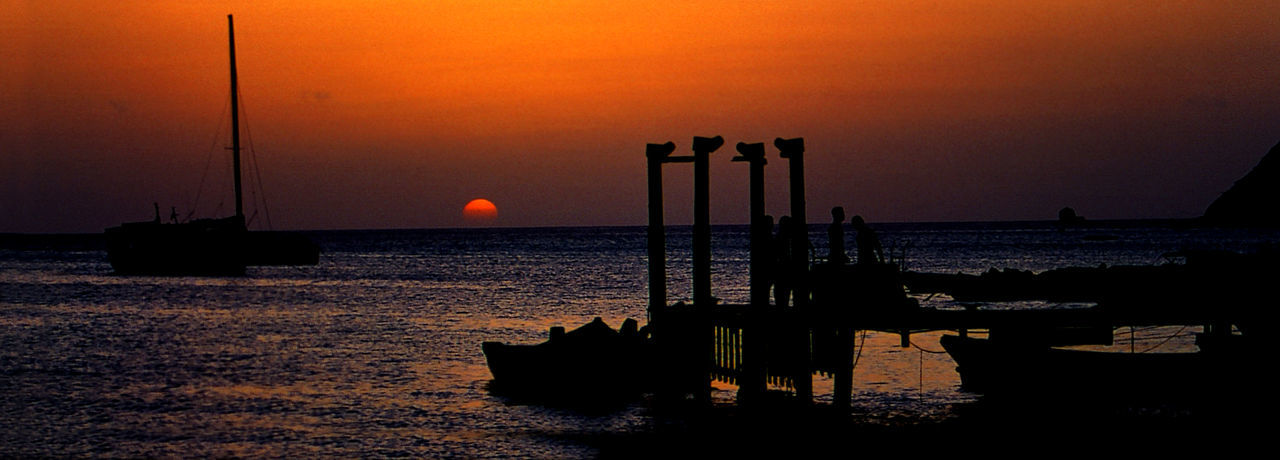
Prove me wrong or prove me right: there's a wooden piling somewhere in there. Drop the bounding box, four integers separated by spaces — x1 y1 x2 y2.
645 141 676 319
733 142 770 403
775 137 813 403
691 136 724 403
732 142 769 307
775 137 808 307
833 327 855 409
691 136 724 309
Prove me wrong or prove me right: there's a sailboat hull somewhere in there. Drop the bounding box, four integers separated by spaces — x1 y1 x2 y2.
105 217 247 276
241 231 320 266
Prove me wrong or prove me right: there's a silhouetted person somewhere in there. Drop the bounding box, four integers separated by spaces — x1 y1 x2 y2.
851 215 883 265
774 216 795 307
153 202 161 223
170 206 179 224
827 206 848 265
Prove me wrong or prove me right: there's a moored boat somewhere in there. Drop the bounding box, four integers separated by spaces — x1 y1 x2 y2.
104 15 318 275
105 215 248 276
939 333 1256 399
482 317 653 398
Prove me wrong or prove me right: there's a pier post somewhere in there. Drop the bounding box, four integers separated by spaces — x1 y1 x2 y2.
691 136 724 309
775 137 808 306
833 327 855 409
646 141 678 320
647 141 704 401
692 136 724 403
775 137 812 403
732 142 769 307
733 142 769 402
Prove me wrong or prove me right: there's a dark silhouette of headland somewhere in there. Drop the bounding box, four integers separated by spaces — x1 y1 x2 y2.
1202 140 1280 227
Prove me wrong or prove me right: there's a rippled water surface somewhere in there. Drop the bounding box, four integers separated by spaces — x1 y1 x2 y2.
2 223 1276 456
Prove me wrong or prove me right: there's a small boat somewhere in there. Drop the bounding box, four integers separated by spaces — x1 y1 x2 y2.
104 15 318 276
482 317 652 398
939 334 1255 399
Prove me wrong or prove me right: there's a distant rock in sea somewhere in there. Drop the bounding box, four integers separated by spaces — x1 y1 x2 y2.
1203 141 1280 227
1058 207 1085 225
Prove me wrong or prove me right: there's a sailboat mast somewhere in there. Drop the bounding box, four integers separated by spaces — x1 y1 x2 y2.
228 14 244 221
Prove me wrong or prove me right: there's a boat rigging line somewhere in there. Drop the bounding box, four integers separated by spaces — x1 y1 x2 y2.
190 89 233 223
235 86 275 230
188 85 277 230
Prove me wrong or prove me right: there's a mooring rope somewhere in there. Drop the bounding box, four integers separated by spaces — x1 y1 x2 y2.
1136 325 1190 353
909 340 948 354
850 329 868 371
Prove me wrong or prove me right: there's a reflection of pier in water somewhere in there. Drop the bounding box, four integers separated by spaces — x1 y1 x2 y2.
644 136 1263 408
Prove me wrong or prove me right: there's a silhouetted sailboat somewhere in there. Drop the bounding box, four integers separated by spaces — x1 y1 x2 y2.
104 15 318 276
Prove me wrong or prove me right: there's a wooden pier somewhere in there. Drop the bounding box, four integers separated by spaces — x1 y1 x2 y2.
652 271 1253 407
644 136 1263 408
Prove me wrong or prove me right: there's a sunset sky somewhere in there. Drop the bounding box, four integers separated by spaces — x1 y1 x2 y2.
4 1 1279 233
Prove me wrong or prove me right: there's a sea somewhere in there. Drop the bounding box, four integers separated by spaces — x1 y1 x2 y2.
2 221 1277 457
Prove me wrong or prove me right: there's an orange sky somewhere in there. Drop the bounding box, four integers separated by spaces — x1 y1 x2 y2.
4 1 1279 232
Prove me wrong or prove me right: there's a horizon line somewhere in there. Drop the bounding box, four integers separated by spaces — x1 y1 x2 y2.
0 216 1209 237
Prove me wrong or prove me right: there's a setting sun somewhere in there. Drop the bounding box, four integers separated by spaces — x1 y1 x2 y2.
463 198 498 225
